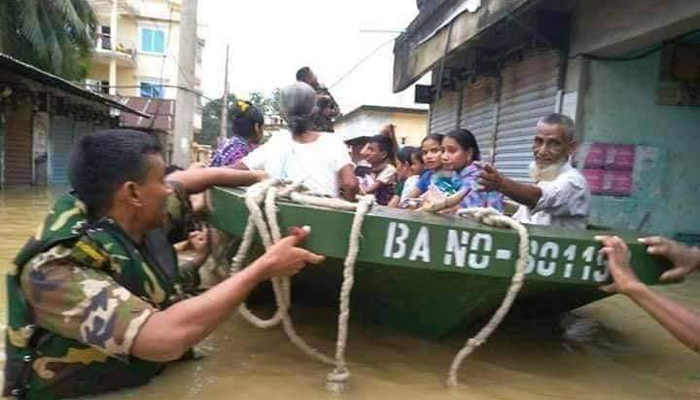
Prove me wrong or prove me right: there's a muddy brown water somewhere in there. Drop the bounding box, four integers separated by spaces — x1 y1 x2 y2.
0 187 698 399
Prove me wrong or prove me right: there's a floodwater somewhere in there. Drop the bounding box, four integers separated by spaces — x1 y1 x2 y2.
0 187 698 399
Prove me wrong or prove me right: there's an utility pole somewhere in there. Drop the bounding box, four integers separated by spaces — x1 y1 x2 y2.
219 44 230 145
172 0 198 167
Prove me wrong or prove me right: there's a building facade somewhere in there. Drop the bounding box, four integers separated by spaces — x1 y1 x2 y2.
334 105 429 146
393 0 700 239
85 0 205 135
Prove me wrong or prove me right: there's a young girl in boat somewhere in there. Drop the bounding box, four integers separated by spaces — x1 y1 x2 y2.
209 100 264 167
403 133 458 208
388 146 423 208
441 128 504 212
358 134 397 205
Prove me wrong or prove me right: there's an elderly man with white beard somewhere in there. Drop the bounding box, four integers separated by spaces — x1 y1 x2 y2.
478 113 591 229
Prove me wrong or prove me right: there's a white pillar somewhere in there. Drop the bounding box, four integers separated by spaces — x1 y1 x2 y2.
109 0 118 95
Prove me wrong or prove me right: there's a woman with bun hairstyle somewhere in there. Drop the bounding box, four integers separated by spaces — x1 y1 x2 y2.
209 100 265 167
233 82 358 200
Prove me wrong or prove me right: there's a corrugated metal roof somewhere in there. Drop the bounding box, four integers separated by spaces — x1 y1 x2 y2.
112 96 174 132
0 52 151 118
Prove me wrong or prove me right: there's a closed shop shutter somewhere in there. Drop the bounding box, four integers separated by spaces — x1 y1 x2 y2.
429 90 459 135
494 50 561 182
49 117 74 184
3 105 33 185
459 77 499 162
73 121 94 141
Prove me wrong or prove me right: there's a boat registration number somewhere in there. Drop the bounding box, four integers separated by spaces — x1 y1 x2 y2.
382 222 610 282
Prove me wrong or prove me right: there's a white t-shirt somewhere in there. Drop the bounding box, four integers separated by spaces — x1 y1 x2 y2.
241 131 352 197
513 163 591 230
401 175 420 200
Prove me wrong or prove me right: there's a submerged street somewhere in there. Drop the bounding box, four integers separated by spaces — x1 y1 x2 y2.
0 187 698 400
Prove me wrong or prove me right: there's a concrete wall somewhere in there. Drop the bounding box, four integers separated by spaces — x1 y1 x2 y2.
570 0 700 57
580 52 700 237
391 112 429 146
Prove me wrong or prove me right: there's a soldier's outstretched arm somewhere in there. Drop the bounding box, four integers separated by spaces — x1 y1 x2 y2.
130 228 324 362
167 167 267 194
597 235 700 354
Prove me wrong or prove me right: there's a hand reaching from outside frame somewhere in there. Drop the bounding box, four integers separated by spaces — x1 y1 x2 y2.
596 235 639 295
638 236 700 282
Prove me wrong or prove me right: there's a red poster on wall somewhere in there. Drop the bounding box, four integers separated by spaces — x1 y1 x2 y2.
580 143 636 197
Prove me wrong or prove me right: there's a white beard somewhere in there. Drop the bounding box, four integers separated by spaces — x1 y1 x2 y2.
529 160 564 182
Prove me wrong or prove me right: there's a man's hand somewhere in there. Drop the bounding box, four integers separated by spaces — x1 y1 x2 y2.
475 161 542 208
255 226 325 279
476 162 506 192
639 236 700 282
596 235 641 295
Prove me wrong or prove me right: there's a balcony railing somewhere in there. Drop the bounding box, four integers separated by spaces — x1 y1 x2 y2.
94 35 137 64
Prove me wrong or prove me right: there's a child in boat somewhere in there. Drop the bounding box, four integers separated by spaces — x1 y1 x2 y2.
403 133 458 208
441 128 504 212
209 100 264 167
388 146 423 208
358 134 397 205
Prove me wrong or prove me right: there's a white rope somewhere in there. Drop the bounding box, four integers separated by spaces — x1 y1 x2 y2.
327 196 372 391
233 181 287 329
446 207 529 387
229 180 373 391
227 181 525 389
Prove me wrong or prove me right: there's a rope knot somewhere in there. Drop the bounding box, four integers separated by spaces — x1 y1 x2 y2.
327 367 351 382
326 368 351 393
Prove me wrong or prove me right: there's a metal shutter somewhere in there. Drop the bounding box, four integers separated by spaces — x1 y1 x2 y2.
429 90 459 135
494 50 560 182
460 77 499 162
73 121 94 141
3 105 33 185
49 117 74 184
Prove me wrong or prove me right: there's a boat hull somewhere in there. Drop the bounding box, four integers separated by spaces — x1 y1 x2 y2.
209 187 669 338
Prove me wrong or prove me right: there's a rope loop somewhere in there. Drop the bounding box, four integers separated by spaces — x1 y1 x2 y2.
446 206 529 387
220 180 373 391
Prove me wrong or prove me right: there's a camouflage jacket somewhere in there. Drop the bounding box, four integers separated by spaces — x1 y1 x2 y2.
4 184 196 399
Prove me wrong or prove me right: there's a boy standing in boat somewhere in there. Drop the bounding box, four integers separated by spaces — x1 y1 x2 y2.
296 66 341 133
478 113 591 229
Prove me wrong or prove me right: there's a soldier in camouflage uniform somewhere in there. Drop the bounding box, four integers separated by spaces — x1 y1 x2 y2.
4 129 325 399
296 67 341 132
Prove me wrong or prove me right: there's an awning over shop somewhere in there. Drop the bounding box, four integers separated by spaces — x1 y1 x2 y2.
392 0 536 93
0 52 151 118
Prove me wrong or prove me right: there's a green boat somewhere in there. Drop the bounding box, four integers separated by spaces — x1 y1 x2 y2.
208 186 671 339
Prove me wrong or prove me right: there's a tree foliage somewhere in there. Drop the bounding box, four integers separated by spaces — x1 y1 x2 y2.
196 95 238 147
249 88 281 117
0 0 98 80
